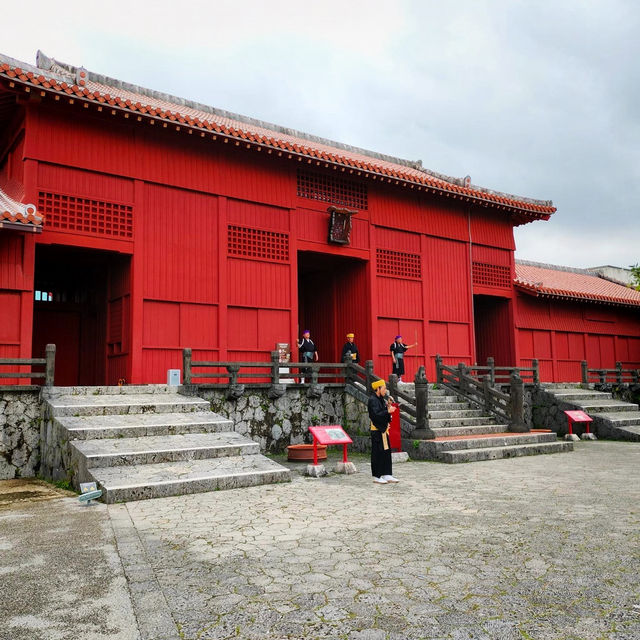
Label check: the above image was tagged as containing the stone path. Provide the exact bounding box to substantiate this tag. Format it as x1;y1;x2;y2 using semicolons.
1;443;639;639
121;442;639;640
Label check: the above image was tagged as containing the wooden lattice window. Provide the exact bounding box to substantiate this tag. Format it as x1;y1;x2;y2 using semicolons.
228;225;289;262
297;169;368;210
472;262;511;288
38;191;133;238
376;248;421;279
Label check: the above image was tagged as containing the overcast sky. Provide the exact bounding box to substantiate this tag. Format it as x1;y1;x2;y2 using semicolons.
4;1;638;269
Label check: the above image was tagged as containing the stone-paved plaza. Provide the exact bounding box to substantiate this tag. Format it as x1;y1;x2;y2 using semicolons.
1;441;639;640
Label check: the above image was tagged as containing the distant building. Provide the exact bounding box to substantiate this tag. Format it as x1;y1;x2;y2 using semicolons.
585;265;634;287
1;51;639;385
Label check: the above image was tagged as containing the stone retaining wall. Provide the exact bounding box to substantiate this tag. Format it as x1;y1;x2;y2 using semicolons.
0;390;43;479
190;387;371;452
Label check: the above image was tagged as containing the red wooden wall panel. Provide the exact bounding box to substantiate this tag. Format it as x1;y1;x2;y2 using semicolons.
370;186;468;242
37;163;135;203
227;259;290;309
142;184;218;303
470;212;515;250
376;278;422;319
423;236;471;323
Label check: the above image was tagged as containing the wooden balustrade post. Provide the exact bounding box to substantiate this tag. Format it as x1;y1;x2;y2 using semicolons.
633;369;639;384
599;369;606;385
482;374;492;415
581;360;588;388
487;356;495;386
45;344;56;387
365;360;374;391
271;350;280;385
414;366;434;438
509;371;527;432
457;363;467;396
615;362;623;385
310;365;319;385
182;348;192;385
435;354;443;385
532;358;540;386
227;364;239;386
388;373;398;403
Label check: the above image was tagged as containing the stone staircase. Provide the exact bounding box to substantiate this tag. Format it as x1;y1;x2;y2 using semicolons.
41;385;290;503
540;384;640;441
399;384;573;463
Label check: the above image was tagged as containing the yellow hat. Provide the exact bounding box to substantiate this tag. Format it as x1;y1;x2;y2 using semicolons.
346;333;354;338
372;379;385;390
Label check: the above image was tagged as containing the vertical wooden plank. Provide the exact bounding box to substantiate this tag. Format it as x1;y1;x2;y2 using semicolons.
130;179;145;383
218;196;228;360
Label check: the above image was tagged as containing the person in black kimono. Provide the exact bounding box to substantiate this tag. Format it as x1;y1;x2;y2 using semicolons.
298;329;317;383
368;379;399;484
341;333;360;364
390;335;417;381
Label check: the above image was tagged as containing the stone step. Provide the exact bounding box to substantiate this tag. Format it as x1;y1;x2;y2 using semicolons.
43;384;181;398
413;424;507;438
590;412;640;426
428;416;498;429
433;431;557;452
46;392;211;417
428;409;484;419
550;390;613;401
89;455;291;503
72;432;259;469
440;441;573;463
58;412;233;440
574;400;638;413
425;402;472;412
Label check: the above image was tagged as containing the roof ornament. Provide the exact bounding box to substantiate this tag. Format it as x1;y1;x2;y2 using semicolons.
463;175;471;188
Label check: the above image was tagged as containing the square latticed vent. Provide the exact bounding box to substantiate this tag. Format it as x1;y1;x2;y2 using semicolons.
297;169;368;210
228;225;289;262
38;191;133;238
473;262;511;288
376;248;421;279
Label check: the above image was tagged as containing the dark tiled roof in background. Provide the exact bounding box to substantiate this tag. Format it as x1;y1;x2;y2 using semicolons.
515;262;640;308
0;51;556;222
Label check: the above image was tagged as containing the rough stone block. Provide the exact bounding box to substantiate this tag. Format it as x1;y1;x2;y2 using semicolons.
391;451;409;463
334;461;357;474
580;432;597;440
565;433;580;442
306;464;327;477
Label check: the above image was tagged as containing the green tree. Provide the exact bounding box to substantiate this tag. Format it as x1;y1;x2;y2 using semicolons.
630;264;640;291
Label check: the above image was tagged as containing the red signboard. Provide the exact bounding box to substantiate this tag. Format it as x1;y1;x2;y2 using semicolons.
564;410;592;422
308;426;353;465
563;410;592;436
308;426;353;445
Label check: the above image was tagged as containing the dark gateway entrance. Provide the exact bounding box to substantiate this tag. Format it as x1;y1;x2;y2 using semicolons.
32;245;131;386
473;294;515;366
297;251;370;364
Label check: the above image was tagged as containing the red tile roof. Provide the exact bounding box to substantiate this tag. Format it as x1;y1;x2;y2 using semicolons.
0;52;556;223
0;184;42;231
515;262;640;308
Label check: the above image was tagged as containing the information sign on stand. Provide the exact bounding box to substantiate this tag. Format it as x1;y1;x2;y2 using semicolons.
563;410;593;436
308;426;353;466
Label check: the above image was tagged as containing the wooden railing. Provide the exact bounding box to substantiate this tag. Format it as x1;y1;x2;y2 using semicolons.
182;349;435;438
581;361;640;386
435;354;527;432
0;344;56;387
464;357;540;386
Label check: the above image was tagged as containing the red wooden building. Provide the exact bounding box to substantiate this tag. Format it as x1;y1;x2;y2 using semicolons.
514;261;640;382
1;51;638;386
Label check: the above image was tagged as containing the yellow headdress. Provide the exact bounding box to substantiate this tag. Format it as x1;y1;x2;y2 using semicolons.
346;333;354;338
372;379;385;390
